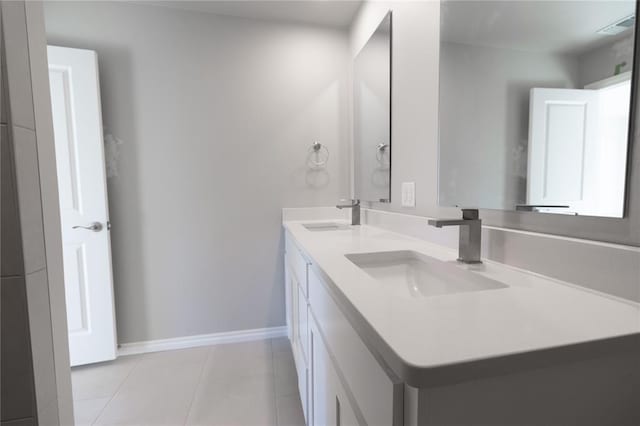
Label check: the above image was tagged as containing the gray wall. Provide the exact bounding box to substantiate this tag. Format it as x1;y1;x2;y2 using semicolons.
350;0;640;247
43;1;350;344
579;35;634;87
439;42;579;210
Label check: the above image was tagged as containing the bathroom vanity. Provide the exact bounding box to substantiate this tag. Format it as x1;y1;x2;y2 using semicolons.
283;219;640;425
285;1;640;424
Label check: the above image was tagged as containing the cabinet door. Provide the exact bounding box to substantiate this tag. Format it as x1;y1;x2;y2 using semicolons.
297;285;310;424
297;285;309;364
285;262;293;340
311;319;334;426
335;383;359;426
308;268;396;425
311;315;361;426
291;272;299;361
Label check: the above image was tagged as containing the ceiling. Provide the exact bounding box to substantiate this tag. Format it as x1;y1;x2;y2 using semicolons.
441;0;636;55
142;0;362;29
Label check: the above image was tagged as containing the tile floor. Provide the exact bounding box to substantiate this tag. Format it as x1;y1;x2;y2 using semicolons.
71;338;305;426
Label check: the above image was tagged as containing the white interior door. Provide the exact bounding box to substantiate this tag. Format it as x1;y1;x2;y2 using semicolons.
48;45;117;366
527;88;600;215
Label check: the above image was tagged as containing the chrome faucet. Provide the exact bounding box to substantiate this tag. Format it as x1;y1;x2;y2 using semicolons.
336;199;361;226
428;208;482;264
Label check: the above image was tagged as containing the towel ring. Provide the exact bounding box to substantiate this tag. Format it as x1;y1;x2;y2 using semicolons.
308;141;329;168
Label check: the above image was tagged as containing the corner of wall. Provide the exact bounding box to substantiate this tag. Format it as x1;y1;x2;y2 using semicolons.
24;1;74;424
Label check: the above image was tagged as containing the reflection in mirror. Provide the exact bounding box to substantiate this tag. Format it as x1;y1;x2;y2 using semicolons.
354;12;392;203
439;1;636;217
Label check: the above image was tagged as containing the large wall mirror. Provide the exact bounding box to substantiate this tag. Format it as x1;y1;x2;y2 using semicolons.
439;1;637;218
354;11;392;203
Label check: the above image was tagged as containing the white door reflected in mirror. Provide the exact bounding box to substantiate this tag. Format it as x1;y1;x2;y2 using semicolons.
527;78;630;217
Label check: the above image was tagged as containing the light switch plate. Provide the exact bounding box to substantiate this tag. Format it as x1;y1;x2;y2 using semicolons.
402;182;415;207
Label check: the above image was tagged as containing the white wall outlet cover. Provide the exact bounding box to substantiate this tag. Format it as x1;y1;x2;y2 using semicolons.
402;182;416;207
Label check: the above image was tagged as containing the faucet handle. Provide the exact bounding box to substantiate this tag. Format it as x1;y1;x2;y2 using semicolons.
338;198;359;207
461;208;479;220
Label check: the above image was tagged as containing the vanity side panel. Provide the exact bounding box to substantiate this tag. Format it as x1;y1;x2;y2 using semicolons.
419;350;640;425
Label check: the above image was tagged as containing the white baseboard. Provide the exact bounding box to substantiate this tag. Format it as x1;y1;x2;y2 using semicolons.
117;326;287;357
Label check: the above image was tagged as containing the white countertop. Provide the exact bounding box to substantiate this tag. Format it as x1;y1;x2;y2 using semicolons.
284;220;640;386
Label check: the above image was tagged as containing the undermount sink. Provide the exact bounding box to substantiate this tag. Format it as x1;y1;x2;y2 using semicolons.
345;251;508;297
303;222;351;232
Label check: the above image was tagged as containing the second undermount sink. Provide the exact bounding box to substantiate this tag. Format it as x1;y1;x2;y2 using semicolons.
345;251;507;298
303;222;351;232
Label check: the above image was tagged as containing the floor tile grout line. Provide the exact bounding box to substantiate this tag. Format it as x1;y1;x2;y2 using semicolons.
89;356;145;425
183;346;215;426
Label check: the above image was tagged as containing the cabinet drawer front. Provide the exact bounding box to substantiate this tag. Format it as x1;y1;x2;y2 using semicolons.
286;235;310;297
308;268;397;426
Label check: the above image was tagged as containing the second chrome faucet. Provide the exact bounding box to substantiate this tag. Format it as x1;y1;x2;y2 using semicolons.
336;199;361;226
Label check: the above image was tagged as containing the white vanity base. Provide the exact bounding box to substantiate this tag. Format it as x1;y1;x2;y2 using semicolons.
283;218;640;425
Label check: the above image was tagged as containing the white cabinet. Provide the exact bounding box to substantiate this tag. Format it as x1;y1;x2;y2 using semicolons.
284;262;293;341
297;285;309;363
285;230;640;426
290;270;309;423
286;237;311;424
310;315;359;426
288;263;298;352
308;267;397;425
296;283;309;423
285;232;399;426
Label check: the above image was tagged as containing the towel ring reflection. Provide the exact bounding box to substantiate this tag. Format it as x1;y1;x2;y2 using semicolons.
376;143;389;163
308;141;329;168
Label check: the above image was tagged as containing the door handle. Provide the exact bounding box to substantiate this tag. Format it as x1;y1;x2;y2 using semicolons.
73;222;103;232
